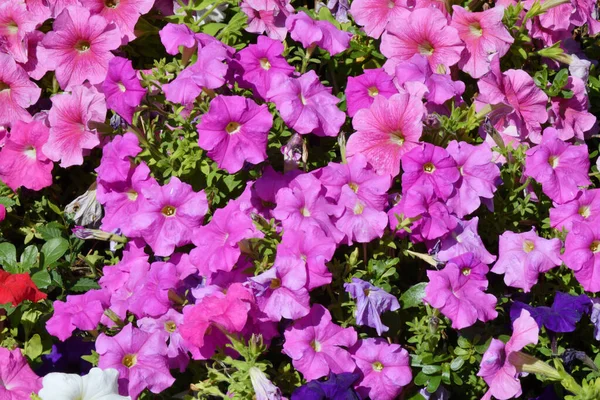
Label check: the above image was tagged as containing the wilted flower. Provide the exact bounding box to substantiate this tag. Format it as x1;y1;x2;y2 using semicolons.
65;183;103;227
249;367;283;400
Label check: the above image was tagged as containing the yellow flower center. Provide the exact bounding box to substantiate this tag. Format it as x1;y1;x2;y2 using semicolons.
270;278;281;289
579;206;591;218
126;190;138;201
6;21;18;35
423;163;436;173
523;240;535;253
122;354;137;368
353;202;365;215
591;241;600;253
23;146;36;159
75;40;91;52
311;340;321;352
469;22;483;37
462;268;471;276
548;155;559;168
104;0;119;7
367;86;379;97
0;81;9;91
300;207;311;217
165;321;177;333
418;41;434;56
389;131;405;146
225;122;242;135
162;205;176;217
348;182;359;193
372;361;384;371
259;58;271;70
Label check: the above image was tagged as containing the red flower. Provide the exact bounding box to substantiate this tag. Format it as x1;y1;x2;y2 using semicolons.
0;270;47;306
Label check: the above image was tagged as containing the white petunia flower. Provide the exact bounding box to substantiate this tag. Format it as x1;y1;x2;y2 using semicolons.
38;368;130;400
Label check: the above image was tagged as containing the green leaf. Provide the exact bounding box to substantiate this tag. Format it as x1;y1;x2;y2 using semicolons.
414;371;429;386
421;365;442;375
71;278;100;292
20;246;39;271
450;357;464;371
426;375;442;393
81;350;99;367
0;242;17;264
400;282;427;309
41;238;69;267
31;270;52;289
24;334;43;361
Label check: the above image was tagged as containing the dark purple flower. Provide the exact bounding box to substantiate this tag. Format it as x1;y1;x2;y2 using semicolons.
291;372;361;400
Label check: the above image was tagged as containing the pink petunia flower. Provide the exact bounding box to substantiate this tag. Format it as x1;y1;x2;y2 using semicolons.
130;177;208;256
26;0;52;23
191;201;263;275
345;68;398;117
524;128;591;204
95;132;141;184
424;253;497;329
350;338;412;400
335;186;388;244
102;57;146;124
0;120;53;191
446;140;501;218
286;11;352;56
381;8;464;74
159;23;196;55
436;217;496;265
548;76;597;141
0;347;42;399
196;95;273;174
80;0;155;43
0;0;40;63
46;290;110;341
491;228;562;292
40;5;121;90
0;53;41;127
349;0;409;39
43;84;107;168
241;0;293;41
268;70;346;137
478;310;539;400
138;309;190;372
128;261;181;318
563;221;600;292
283;304;358;381
47;0;80;18
401;143;460;201
96;324;175;399
550;189;600;232
346;92;424;177
450;6;514;79
20;30;51;81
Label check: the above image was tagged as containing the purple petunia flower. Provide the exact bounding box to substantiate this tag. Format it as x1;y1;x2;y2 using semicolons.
286;11;352;56
103;57;146;124
345;68;398;117
291;372;361;400
344;278;400;335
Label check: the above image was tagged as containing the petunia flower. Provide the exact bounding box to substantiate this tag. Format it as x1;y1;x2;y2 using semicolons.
478;310;539;400
191;201;263;275
130;177;208;256
0;0;40;63
335;186;389;244
346;92;424;177
39;368;131;400
0;347;42;399
196;95;273;173
21;30;51;81
40;5;121;90
128;261;180;318
0;270;47;307
563;221;600;292
235;35;295;100
491;228;562;292
349;0;408;39
138;309;190;372
350;338;412;400
268;70;346;137
381;8;464;74
0;119;53;191
286;11;352;56
102;57;146;124
96;324;175;399
43;84;107;168
548;76;597;141
550;189;600;232
524;128;591;204
436;217;496;265
159;23;197;55
344;278;400;335
345;68;398;117
292;372;361;400
80;0;155;43
0;52;41;127
95;132;141;185
241;0;293;41
283;304;358;381
450;6;514;79
424;253;498;329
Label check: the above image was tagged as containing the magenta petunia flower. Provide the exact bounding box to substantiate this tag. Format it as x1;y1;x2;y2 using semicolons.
478;310;539;400
159;23;196;55
196;95;273;174
563;222;600;292
335;186;388;244
273;173;345;243
128;261;180;318
235;35;295;100
0;0;39;63
424;253;497;329
0;52;41;127
130;177;208;256
46;289;110;341
80;0;155;43
138;309;190;372
491;228;562;292
191;201;263;275
346;92;424;177
275;225;336;290
268;71;346;137
283;304;358;381
344;278;400;335
524;128;591;204
548;76;597;141
96;324;175;399
102;57;146;124
401;143;460;201
0;120;53;191
43;84;107;168
550;189;600;232
381;8;464;74
345;68;397;117
0;347;42;399
163;42;229;105
95;132;141;184
241;0;293;41
436;217;496;265
40;5;121;90
350;0;409;39
450;6;514;79
446;140;501;218
251;258;311;321
286;11;352;56
350;338;412;400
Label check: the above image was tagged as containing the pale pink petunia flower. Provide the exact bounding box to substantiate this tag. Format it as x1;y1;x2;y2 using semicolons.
80;0;155;43
43;84;107;168
345;68;398;117
0;347;42;399
350;0;409;39
335;186;388;245
346;92;424;177
381;8;464;74
241;0;293;41
40;5;121;90
491;228;562;292
0;0;40;63
0;120;53;191
0;53;41;127
550;189;600;232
